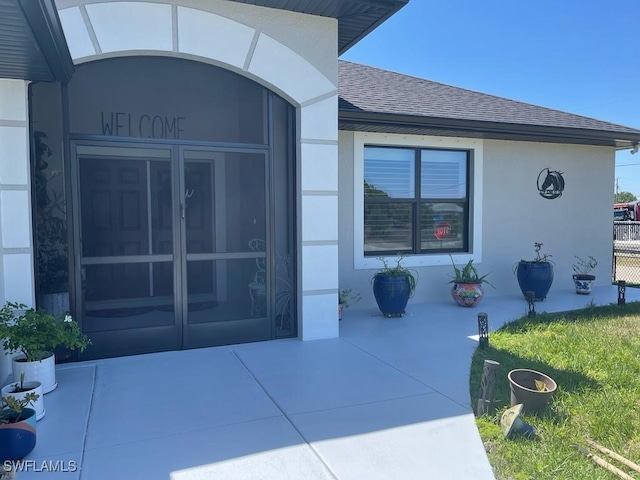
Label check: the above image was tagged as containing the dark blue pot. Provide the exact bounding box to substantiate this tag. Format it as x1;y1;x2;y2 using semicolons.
516;261;554;301
373;274;411;317
0;407;37;462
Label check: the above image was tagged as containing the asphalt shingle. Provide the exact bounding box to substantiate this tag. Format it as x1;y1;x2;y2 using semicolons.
338;60;640;136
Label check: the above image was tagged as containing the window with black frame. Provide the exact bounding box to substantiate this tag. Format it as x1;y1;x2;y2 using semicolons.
364;146;470;256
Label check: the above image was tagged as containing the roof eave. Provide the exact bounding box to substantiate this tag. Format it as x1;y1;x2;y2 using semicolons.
338;1;410;54
338;111;640;149
18;0;75;83
227;0;409;55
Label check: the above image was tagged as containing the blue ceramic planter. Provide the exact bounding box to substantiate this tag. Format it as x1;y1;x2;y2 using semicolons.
0;407;37;462
516;261;554;300
373;274;411;317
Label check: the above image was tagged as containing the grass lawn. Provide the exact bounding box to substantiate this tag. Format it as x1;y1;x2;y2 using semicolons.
470;302;640;480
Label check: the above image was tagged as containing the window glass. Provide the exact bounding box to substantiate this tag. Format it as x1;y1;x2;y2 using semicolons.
421;150;467;199
364;147;415;198
364;146;469;256
420;203;466;251
364;203;413;254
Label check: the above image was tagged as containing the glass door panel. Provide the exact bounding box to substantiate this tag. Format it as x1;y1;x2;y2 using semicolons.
76;144;179;358
182;149;270;347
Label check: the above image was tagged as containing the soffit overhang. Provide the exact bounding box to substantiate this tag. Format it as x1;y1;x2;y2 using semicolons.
0;0;74;82
228;0;409;54
339;111;640;150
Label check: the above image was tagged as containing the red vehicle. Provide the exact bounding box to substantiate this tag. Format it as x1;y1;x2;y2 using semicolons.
614;201;640;221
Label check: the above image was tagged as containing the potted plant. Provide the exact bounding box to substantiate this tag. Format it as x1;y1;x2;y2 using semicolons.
338;288;361;320
371;255;417;317
514;242;554;301
1;374;45;421
448;256;493;307
0;391;38;462
34;131;70;317
0;302;90;393
572;255;597;295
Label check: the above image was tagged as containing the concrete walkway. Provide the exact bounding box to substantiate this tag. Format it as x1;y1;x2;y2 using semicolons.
11;285;640;479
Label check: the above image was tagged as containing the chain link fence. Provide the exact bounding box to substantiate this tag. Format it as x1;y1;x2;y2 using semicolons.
613;221;640;285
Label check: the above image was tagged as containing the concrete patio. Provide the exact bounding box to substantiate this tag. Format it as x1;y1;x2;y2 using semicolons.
9;285;640;479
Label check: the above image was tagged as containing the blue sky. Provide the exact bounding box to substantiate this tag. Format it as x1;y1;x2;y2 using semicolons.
341;0;640;197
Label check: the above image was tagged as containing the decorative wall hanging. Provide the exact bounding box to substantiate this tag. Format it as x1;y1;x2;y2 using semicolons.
537;168;565;199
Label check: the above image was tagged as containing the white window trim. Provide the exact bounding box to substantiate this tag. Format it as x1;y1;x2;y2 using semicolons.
353;132;484;269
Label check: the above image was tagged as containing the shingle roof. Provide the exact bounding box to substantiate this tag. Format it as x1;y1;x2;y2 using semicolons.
338;60;640;148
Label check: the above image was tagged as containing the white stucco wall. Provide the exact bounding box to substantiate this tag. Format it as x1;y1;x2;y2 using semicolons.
0;79;35;385
338;130;615;307
55;0;340;340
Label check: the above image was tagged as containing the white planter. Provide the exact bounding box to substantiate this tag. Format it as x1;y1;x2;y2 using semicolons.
12;353;57;394
572;274;595;295
1;380;45;420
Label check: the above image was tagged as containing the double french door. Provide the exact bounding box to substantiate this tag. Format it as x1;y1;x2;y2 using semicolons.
72;142;283;358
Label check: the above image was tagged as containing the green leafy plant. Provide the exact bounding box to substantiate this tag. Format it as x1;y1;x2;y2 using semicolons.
372;255;417;296
572;255;597;275
0;302;90;362
448;255;494;286
34;131;69;295
7;373;31;394
0;391;39;425
339;288;361;308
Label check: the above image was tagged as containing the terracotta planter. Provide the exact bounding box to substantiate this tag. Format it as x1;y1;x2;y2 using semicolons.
508;368;557;413
451;282;484;307
12;353;57;394
1;381;45;421
0;407;37;462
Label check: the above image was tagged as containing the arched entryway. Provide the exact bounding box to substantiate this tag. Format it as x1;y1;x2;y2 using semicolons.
31;57;296;358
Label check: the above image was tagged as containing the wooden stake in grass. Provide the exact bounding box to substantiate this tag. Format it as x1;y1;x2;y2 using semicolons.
573;445;636;480
585;439;640;474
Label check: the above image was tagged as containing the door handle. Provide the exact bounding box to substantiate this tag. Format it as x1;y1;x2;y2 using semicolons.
181;203;186;219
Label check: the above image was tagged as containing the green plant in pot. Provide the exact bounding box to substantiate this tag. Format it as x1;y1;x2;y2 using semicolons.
448;256;493;307
33;131;69;317
371;255;417;318
338;288;361;320
0;302;90;393
514;242;554;301
1;373;45;421
0;390;39;462
572;255;597;295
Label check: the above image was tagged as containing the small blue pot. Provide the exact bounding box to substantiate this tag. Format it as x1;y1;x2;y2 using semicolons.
373;274;411;317
516;261;554;300
0;407;37;462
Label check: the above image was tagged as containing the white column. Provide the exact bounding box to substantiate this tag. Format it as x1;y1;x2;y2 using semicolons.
0;79;34;385
300;95;339;340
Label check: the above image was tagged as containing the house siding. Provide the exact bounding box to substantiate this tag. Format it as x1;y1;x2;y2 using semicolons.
338;130;614;307
56;0;340;341
0;79;34;384
0;0;340;378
